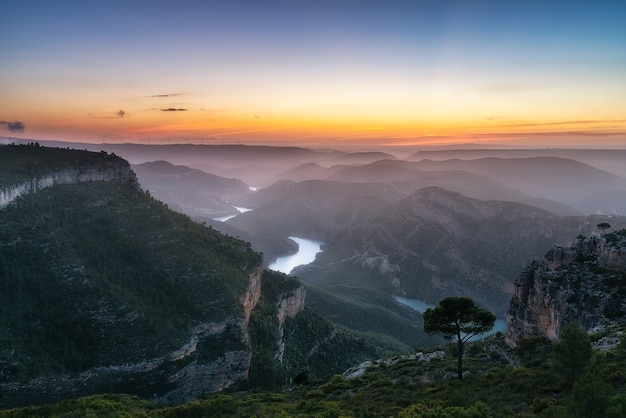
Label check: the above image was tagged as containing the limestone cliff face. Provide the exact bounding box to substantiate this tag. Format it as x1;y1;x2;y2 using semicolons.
160;265;263;404
506;232;626;347
0;159;137;209
2;266;265;407
241;266;264;332
275;286;306;362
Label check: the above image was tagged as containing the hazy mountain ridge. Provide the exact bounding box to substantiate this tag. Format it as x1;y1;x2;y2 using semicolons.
306;187;600;317
325;159;581;216
404;156;626;214
132;160;252;218
410;148;626;178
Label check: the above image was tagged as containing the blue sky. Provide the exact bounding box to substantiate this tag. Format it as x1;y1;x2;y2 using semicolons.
2;0;625;146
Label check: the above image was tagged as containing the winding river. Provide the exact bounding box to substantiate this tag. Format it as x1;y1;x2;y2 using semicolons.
269;237;323;275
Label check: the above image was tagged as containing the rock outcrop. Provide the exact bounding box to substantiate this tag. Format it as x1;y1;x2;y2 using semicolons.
0;154;137;209
275;286;306;362
506;232;626;347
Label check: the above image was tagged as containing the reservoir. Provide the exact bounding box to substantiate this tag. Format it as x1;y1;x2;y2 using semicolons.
395;296;506;340
269;237;323;275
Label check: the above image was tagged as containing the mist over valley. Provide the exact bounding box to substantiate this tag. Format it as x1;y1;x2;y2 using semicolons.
83;140;626;319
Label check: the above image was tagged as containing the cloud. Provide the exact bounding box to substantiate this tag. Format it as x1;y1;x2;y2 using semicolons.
496;119;626;128
149;93;184;97
117;109;126;117
0;120;25;132
160;108;188;111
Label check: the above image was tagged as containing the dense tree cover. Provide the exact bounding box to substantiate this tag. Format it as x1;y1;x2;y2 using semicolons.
0;180;262;381
0;143;127;187
552;324;593;386
423;297;496;380
3;327;626;417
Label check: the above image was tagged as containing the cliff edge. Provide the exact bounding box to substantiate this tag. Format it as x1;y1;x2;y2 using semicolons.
506;230;626;347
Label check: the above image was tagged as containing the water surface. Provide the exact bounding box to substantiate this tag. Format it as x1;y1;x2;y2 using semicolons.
269;237;323;275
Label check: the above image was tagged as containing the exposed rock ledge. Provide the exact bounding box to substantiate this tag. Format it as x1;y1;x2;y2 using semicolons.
275;286;306;362
0;265;265;408
506;233;626;347
0;162;137;209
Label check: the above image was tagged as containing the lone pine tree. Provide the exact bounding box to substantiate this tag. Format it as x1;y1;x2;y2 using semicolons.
423;296;496;380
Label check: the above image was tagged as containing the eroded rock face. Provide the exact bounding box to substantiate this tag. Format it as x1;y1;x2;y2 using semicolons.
275;286;306;362
506;234;626;347
241;266;264;336
0;163;137;208
1;267;265;408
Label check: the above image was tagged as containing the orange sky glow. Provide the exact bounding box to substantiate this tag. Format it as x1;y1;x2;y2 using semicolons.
2;1;625;149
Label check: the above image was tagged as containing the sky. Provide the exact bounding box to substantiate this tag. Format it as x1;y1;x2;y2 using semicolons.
1;0;626;148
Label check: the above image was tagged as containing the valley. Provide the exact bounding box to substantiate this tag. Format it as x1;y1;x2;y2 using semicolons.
2;140;626;414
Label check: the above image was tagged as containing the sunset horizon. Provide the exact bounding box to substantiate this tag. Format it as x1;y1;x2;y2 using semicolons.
2;0;625;149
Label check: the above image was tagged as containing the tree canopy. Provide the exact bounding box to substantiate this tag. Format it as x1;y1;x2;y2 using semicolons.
423;296;496;380
597;222;611;235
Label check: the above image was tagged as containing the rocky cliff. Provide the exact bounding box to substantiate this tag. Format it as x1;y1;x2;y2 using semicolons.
505;231;626;347
0;145;268;408
0;144;137;208
275;286;306;362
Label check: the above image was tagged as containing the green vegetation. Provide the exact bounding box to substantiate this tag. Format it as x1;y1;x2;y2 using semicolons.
247;270;390;389
296;262;443;351
597;222;611;235
0;143;129;187
552;324;593;386
3;327;625;417
0;177;261;383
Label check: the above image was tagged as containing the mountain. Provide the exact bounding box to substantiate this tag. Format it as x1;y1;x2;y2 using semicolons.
224;178;624;318
326;159;580;216
409;148;626;179
0;144;393;408
406;156;626;214
132;160;252;218
303;187;596;317
506;230;626;346
228;179;402;240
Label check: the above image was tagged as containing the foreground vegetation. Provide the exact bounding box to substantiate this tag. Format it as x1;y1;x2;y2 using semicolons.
3;325;625;417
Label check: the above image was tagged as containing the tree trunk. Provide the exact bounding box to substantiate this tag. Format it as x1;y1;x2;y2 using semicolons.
457;335;463;380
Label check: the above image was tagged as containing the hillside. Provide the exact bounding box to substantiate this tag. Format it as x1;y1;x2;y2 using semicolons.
132;160;252;218
0;144;392;408
237;185;620;317
4;232;626;417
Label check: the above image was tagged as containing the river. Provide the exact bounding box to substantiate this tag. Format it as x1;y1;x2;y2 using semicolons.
268;237;323;275
214;206;252;222
395;296;506;340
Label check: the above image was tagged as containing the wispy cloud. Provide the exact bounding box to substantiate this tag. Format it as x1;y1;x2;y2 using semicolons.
148;93;185;98
0;120;25;132
117;109;127;118
496;119;626;128
160;108;188;112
